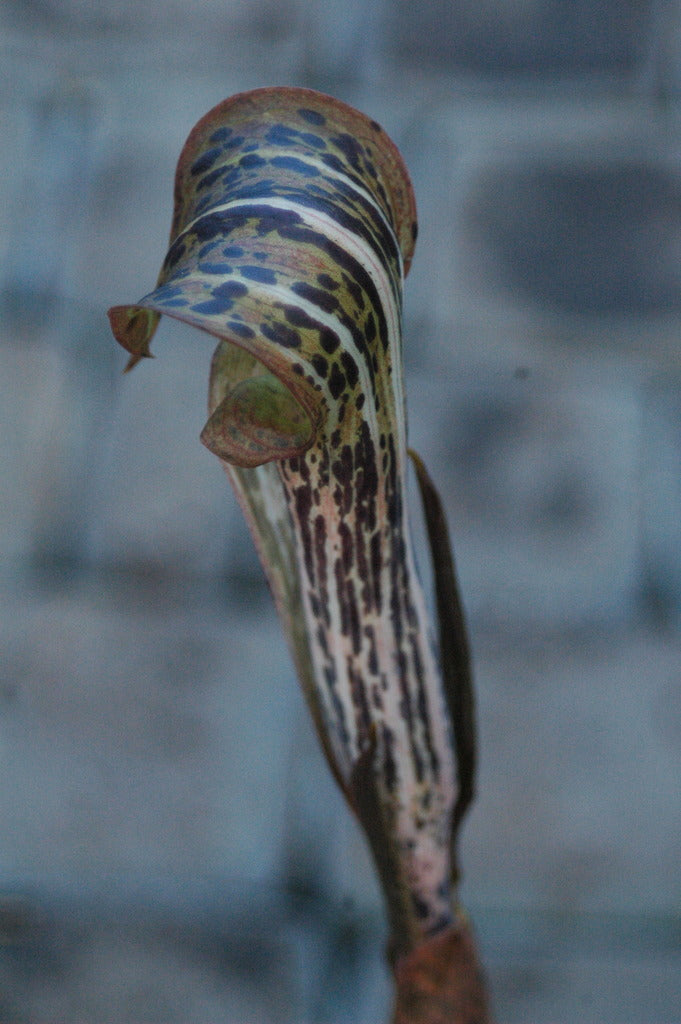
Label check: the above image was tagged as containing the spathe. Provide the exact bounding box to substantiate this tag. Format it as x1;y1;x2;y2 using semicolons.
108;86;475;960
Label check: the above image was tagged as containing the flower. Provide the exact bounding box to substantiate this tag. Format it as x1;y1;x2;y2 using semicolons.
109;87;472;955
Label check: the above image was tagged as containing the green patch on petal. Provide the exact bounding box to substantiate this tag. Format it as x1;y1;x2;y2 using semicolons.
201;371;312;467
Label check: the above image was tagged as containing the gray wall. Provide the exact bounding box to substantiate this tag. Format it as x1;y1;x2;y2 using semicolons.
1;2;680;1021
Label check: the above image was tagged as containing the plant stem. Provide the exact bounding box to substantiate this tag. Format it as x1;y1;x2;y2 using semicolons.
391;914;494;1024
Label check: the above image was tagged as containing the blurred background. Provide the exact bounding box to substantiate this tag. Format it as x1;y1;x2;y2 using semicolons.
1;2;680;1021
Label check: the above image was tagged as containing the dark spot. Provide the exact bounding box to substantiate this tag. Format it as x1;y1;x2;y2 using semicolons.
227;320;255;339
240;265;277;284
381;724;397;791
366;627;379;677
265;123;299;146
260;320;302;349
342;273;365;310
331;132;364;171
198;262;233;275
346;587;362;658
338;521;354;575
317;273;339;291
340;350;359;389
223;245;244;259
319;327;340;354
224;135;245;149
192;212;237;243
193;195;212;217
370;120;382;132
153;283;185;301
411;220;418;242
239;153;267;169
294;484;315;583
365;311;376;343
298;107;326;126
271;155;320;177
191;298;233;315
311;353;328;377
314;621;328;657
255;204;304;234
291;281;339;313
214;280;248;299
313;514;327;585
190;147;222;176
321;152;346;175
209;126;232;144
284;305;318;331
375;179;389;209
299;131;326;149
370;532;382;610
217;168;243;195
328;363;346;400
332;443;353;491
197;166;229;192
308;591;320;618
411;893;432;921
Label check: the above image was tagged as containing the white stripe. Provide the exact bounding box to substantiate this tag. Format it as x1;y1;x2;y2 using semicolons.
268;149;401;257
178;194;402;292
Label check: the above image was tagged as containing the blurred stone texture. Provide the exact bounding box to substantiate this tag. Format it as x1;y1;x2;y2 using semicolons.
0;2;680;1021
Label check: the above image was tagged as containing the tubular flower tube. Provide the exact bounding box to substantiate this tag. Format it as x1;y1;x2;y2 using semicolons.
108;87;476;958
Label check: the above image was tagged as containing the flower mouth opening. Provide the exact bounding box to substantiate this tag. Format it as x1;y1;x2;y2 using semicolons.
108;301;315;470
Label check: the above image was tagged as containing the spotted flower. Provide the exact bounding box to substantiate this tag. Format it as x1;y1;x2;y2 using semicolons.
109;87;475;957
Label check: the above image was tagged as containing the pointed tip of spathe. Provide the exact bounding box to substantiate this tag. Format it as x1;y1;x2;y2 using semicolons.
123;350;154;373
108;303;161;370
